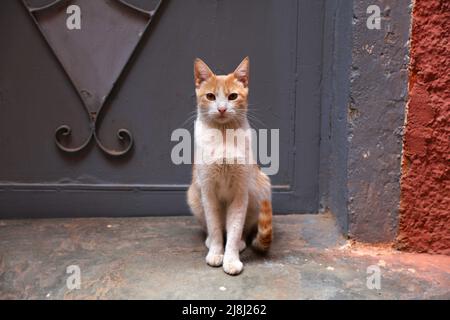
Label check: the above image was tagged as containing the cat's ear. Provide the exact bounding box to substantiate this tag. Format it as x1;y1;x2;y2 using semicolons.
233;56;250;87
194;58;214;88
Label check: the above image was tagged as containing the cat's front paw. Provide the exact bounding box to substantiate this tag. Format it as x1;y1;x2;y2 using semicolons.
223;259;243;275
206;252;224;267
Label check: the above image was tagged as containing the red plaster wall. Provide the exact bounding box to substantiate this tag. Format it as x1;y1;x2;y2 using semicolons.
398;0;450;254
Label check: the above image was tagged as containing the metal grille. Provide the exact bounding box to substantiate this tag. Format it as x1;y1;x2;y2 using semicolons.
23;0;162;156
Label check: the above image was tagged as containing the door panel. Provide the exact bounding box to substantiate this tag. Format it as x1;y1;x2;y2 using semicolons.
0;0;324;217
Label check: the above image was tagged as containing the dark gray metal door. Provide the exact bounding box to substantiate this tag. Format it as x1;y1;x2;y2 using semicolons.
0;0;324;218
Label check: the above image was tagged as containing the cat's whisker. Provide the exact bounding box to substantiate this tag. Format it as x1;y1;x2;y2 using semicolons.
235;110;267;129
180;113;197;125
246;118;261;130
246;105;270;119
246;111;267;126
178;112;198;129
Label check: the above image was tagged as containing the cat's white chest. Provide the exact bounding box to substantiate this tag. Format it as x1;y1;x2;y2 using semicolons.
194;120;243;202
194;120;253;165
215;172;234;202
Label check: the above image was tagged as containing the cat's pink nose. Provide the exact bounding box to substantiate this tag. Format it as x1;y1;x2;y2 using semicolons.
218;106;227;114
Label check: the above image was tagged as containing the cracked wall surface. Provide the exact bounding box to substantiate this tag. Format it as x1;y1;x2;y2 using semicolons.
398;0;450;255
347;0;411;242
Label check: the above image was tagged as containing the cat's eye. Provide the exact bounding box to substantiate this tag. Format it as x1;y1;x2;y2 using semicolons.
228;93;238;101
206;93;216;101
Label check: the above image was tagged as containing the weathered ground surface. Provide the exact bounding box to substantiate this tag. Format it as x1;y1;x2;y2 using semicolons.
0;214;449;299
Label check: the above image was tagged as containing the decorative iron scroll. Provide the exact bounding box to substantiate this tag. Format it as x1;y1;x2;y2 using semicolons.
23;0;162;156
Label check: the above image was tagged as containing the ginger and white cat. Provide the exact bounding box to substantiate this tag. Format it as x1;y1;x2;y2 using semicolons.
187;57;273;275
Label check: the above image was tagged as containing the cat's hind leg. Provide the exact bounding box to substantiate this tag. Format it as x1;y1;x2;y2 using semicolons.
238;239;247;253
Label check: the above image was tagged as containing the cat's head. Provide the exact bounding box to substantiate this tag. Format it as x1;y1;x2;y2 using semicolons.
194;57;249;125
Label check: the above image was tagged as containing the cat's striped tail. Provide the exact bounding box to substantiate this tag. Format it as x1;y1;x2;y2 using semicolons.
252;200;273;251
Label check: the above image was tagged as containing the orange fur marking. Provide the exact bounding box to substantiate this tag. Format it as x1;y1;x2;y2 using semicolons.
253;200;273;251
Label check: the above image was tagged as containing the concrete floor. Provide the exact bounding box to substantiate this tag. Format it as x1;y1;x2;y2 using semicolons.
0;214;449;300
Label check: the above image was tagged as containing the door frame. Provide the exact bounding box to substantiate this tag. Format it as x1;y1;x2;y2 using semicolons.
0;0;351;219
